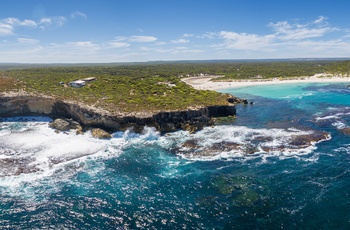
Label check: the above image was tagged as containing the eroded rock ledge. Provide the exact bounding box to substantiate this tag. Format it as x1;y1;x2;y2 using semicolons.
0;95;237;133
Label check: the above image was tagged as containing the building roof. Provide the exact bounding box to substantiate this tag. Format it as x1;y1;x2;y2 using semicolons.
71;80;85;84
81;77;97;81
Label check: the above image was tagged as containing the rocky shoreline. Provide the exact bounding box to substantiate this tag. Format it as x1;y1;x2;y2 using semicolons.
0;94;240;135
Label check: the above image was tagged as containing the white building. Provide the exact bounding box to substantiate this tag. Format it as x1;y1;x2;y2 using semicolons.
69;80;86;88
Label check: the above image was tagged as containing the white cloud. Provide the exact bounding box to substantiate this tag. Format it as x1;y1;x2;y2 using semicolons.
129;36;157;42
314;16;327;24
17;38;39;44
182;33;194;38
217;31;275;51
173;46;203;54
67;41;100;50
1;16;349;63
109;41;130;48
269;17;337;40
2;16;66;29
39;18;51;25
39;16;67;27
112;35;158;44
4;18;37;28
206;16;343;57
201;32;217;39
71;11;87;20
3;18;37;27
153;41;166;46
0;23;14;36
171;39;189;44
0;16;67;35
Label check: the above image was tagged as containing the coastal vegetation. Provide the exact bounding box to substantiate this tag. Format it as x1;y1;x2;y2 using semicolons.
0;66;229;113
1;59;350;113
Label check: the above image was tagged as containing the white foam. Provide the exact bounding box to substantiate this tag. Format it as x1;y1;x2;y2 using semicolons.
315;108;350;122
280;92;314;99
0;117;166;191
0;117;331;191
159;125;325;162
331;121;347;129
0;119;120;187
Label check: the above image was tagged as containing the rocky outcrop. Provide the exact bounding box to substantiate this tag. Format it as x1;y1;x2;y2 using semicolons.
0;95;237;133
91;128;112;139
49;118;83;134
226;95;252;105
176;130;330;158
0;96;56;116
50;118;70;131
339;127;350;135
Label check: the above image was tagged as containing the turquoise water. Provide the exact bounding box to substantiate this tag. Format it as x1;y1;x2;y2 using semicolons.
1;83;350;229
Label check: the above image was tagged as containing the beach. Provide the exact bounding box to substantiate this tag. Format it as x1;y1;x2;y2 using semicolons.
182;74;350;90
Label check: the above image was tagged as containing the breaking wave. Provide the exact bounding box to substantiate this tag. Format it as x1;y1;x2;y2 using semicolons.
160;125;330;161
0;116;331;187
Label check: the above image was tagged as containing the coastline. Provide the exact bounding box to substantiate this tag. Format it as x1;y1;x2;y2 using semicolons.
182;74;350;90
0;94;237;134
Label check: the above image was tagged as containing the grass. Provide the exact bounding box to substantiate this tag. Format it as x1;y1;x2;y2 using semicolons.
0;67;229;114
0;77;23;92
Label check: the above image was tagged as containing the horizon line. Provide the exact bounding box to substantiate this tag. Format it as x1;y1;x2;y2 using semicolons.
1;57;350;65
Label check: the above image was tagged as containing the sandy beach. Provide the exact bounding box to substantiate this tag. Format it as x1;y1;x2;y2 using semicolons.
182;74;350;90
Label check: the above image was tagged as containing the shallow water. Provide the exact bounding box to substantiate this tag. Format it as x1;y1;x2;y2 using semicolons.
1;83;350;229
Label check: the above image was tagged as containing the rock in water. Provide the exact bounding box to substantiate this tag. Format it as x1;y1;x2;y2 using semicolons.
91;128;112;139
339;127;350;135
51;118;71;131
49;118;83;133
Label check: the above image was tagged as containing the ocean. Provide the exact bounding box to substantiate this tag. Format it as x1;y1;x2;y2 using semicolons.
1;82;350;229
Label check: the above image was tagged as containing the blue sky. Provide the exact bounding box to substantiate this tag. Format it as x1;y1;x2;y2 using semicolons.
1;0;350;63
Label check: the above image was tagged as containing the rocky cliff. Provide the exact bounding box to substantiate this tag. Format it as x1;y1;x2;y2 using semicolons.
0;95;237;133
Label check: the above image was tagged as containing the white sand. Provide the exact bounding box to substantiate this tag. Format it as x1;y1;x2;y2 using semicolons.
182;74;350;90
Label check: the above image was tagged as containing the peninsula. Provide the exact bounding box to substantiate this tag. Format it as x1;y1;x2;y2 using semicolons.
1;59;350;134
0;64;239;134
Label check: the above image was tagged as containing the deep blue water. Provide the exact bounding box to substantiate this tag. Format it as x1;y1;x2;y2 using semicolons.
1;83;350;229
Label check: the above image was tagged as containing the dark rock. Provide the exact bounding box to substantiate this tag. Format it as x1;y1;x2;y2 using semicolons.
226;95;243;104
49;118;83;133
51;118;70;131
208;105;236;117
91;128;112;139
339;127;350;135
289;131;329;147
175;130;330;157
0;157;39;177
183;139;199;148
69;120;82;130
181;123;197;134
243;144;259;155
0;95;237;134
211;142;241;152
161;122;177;133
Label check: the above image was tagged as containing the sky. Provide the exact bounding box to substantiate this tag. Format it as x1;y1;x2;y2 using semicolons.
1;0;350;63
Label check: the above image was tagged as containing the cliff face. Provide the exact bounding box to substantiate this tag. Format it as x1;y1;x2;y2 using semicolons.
0;95;236;133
